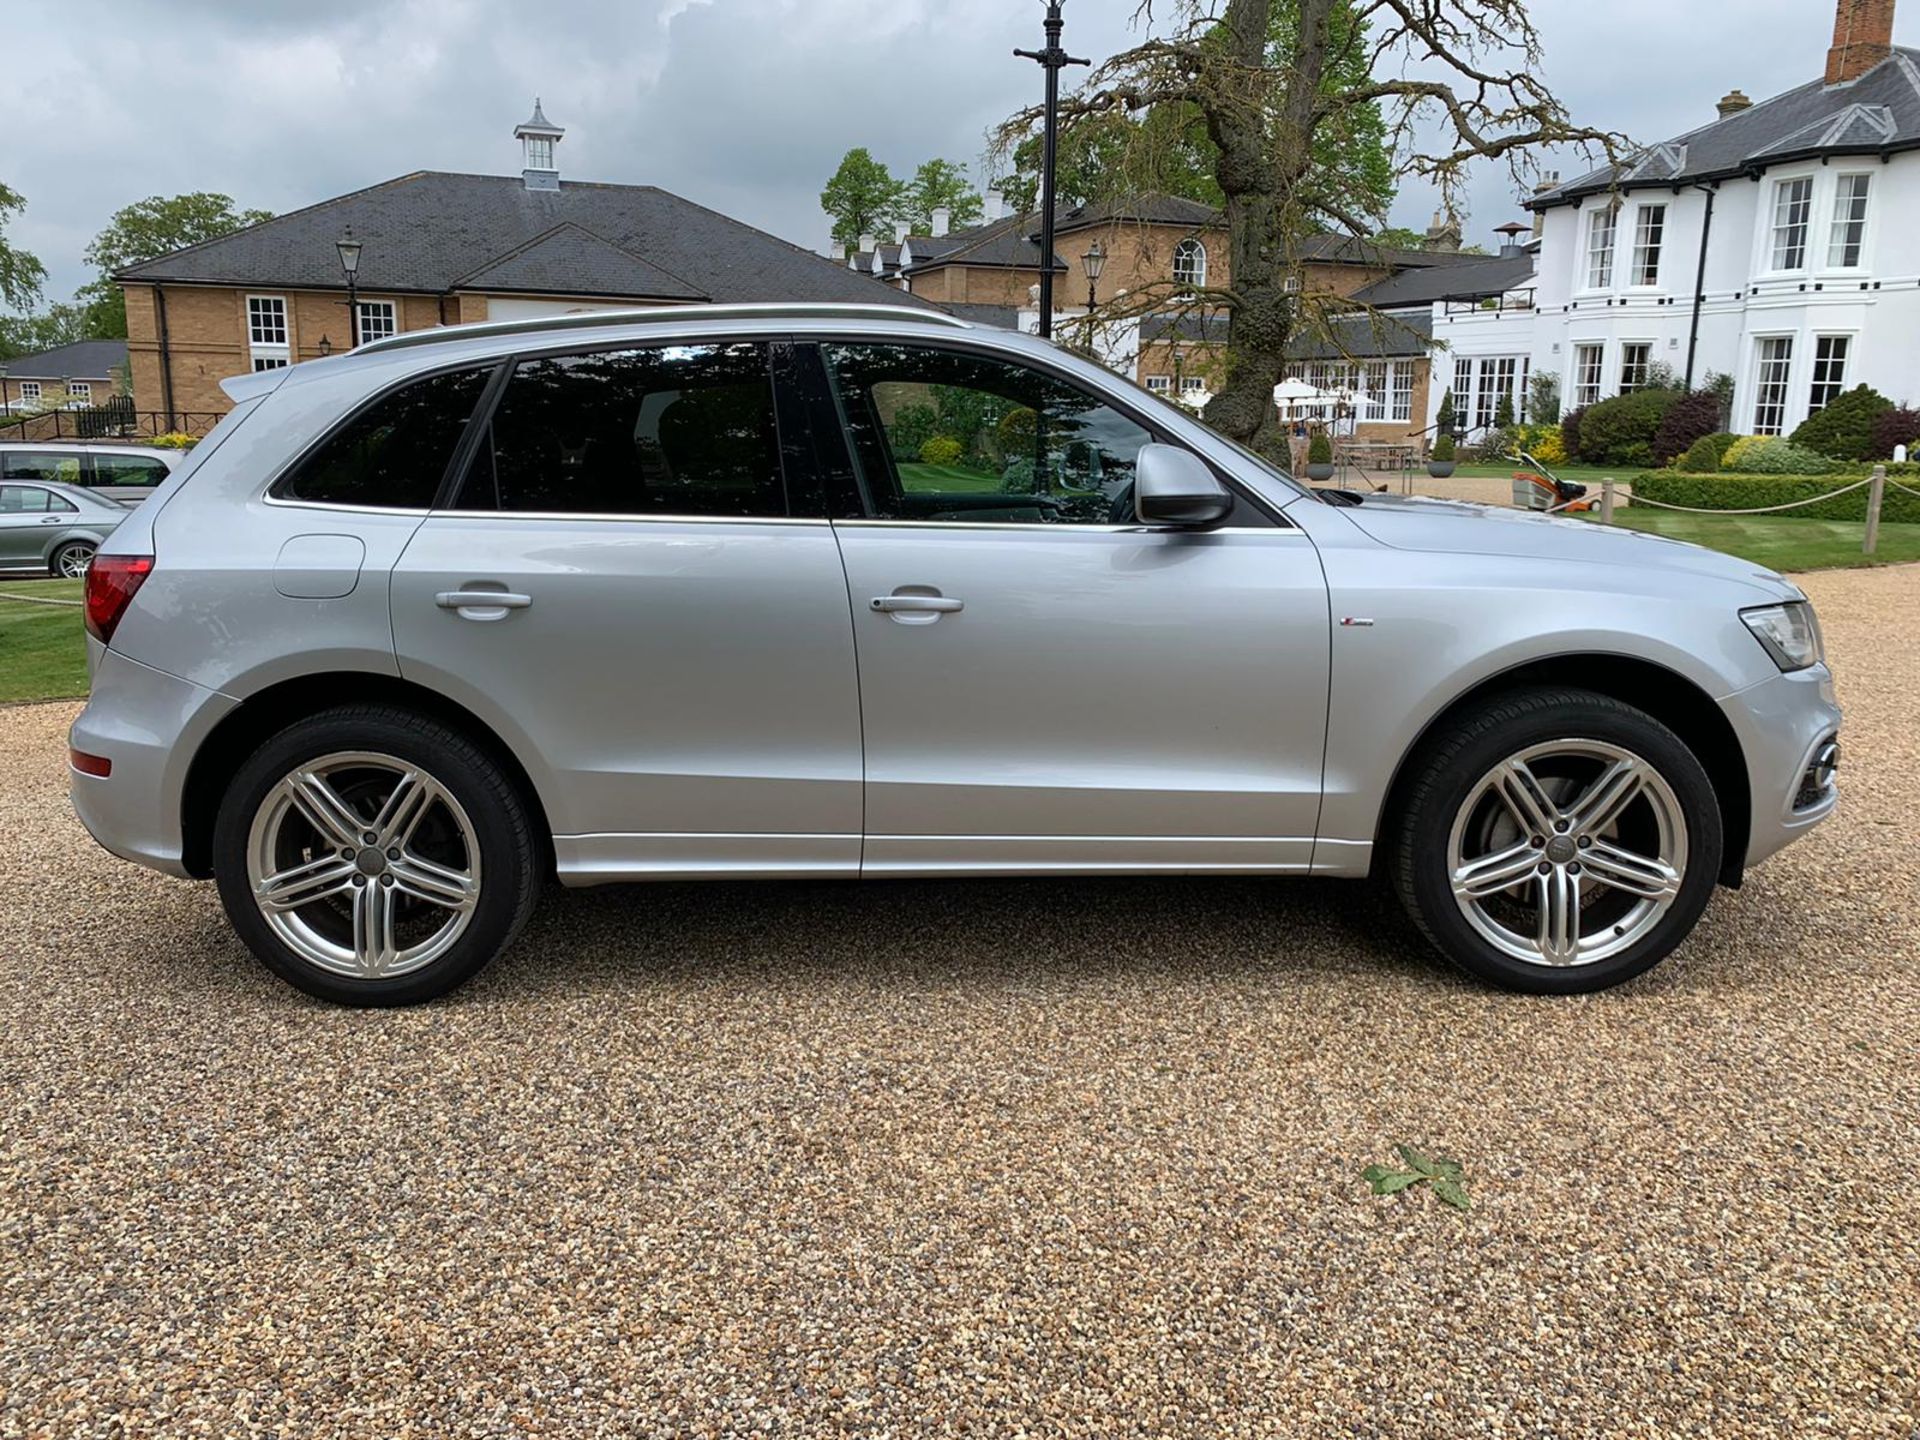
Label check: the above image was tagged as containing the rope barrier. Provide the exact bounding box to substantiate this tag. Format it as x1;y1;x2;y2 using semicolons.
1886;476;1920;500
1615;476;1875;516
0;592;83;608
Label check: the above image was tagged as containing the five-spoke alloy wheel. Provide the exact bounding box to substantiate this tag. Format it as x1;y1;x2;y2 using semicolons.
1393;688;1722;993
214;706;537;1005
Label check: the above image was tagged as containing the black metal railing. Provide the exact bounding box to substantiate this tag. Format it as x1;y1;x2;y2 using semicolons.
1442;288;1535;316
0;405;226;442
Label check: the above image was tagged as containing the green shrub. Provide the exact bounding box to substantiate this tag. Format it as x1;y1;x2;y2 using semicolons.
1527;372;1560;427
1307;431;1333;465
1431;434;1456;463
1493;393;1515;428
1633;471;1920;523
888;402;941;460
1722;436;1833;475
150;432;199;449
1578;388;1681;467
918;435;964;467
1436;389;1456;433
1678;434;1728;473
1790;385;1892;461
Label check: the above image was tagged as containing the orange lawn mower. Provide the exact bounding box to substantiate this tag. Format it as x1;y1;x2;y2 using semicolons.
1510;448;1594;513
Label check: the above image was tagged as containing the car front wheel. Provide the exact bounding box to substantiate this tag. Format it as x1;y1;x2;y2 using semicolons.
212;705;539;1005
1391;688;1723;993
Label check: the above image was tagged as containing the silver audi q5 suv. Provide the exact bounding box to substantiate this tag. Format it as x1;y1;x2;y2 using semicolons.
68;304;1841;1004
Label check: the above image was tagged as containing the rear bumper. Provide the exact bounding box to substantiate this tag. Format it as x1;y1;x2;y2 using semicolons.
68;645;233;879
1720;663;1841;871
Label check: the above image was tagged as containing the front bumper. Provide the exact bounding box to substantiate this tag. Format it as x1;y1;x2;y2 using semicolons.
1720;662;1842;871
68;644;234;879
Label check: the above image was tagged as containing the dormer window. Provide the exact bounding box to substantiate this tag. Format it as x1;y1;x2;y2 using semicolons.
1172;238;1207;288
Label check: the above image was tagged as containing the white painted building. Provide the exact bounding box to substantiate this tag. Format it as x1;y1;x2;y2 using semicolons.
1427;0;1920;440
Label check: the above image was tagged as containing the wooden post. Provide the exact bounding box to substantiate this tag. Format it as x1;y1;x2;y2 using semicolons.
1864;465;1885;555
1601;476;1616;524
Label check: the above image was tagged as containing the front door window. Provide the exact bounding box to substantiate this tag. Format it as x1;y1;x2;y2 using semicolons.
820;343;1155;524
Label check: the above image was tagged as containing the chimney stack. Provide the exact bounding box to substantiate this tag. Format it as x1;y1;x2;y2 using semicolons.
931;206;951;237
1530;172;1560;238
1827;0;1895;85
1423;208;1463;253
1717;89;1754;118
857;231;875;254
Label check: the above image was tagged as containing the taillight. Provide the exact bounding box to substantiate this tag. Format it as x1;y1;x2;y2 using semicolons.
84;554;153;646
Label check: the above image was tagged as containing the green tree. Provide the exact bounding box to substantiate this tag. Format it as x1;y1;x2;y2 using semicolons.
820;148;904;253
0;182;48;313
997;0;1622;456
898;159;985;235
999;103;1221;213
0;302;89;361
80;191;273;337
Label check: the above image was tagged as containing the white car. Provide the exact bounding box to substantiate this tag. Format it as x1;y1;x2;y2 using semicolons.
0;443;180;505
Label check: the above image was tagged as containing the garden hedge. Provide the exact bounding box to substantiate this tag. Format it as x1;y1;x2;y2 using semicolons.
1630;470;1920;524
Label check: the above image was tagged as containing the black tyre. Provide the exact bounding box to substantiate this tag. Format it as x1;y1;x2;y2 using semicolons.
212;704;539;1005
51;541;94;579
1389;687;1723;994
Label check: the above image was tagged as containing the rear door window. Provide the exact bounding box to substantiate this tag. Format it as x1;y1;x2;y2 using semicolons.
90;453;172;491
273;366;494;508
2;452;82;485
455;342;786;517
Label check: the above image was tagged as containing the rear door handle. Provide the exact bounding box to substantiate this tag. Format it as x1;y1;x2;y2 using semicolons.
870;595;963;613
436;589;532;620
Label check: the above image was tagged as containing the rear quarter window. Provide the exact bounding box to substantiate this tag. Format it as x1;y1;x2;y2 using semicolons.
272;366;494;508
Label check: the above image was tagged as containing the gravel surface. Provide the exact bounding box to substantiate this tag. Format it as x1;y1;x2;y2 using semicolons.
2;567;1916;1438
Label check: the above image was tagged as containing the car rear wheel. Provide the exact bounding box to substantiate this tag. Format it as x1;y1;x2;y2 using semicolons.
51;541;94;578
212;705;539;1005
1390;688;1723;993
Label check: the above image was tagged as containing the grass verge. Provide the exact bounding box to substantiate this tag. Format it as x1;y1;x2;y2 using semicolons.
1585;510;1920;571
0;578;87;704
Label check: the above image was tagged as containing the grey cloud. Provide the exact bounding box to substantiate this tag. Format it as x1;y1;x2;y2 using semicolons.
1;0;1878;302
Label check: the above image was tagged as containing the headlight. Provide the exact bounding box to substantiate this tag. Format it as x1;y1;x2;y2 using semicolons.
1741;602;1824;672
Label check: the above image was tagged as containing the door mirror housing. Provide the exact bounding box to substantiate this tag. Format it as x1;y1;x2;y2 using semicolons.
1134;443;1234;527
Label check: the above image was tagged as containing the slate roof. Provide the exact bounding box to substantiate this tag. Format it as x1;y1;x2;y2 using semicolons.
117;171;930;308
1053;194;1220;232
1348;252;1535;309
452;223;704;299
1284;311;1435;361
936;302;1021;329
1536;47;1920;205
0;339;127;379
1139;314;1231;344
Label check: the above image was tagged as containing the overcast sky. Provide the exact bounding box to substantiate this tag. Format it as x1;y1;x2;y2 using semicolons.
3;0;1901;305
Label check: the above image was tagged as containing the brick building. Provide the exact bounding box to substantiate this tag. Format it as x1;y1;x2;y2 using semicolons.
116;102;923;423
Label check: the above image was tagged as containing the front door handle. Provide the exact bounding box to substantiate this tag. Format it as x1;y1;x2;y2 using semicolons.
870;594;963;614
436;589;532;621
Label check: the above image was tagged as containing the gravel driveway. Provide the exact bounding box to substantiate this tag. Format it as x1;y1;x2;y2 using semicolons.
3;567;1916;1438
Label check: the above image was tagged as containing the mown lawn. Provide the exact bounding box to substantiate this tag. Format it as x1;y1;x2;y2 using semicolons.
1585;510;1920;571
0;578;88;704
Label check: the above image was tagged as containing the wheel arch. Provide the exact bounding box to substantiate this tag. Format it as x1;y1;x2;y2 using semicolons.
179;671;555;880
1370;653;1751;888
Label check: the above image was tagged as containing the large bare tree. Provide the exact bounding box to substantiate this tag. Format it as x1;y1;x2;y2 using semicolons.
997;0;1628;458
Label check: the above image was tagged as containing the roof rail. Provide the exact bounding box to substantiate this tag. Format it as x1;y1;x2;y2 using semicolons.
353;301;971;356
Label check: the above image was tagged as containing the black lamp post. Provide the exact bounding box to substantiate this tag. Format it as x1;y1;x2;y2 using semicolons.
1015;1;1087;340
1080;240;1106;356
335;229;364;347
1172;343;1185;399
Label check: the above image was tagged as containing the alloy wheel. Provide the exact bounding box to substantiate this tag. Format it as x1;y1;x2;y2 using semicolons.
244;751;481;979
1446;738;1688;968
57;545;93;579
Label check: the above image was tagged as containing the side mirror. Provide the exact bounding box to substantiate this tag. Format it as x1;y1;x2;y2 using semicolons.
1134;443;1233;527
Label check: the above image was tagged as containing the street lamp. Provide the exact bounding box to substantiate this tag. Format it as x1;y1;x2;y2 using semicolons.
335;228;364;347
1015;1;1088;340
317;335;334;358
1171;342;1185;401
1081;240;1105;311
